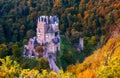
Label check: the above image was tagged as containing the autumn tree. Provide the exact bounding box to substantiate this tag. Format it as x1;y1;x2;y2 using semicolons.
36;45;44;53
97;57;120;78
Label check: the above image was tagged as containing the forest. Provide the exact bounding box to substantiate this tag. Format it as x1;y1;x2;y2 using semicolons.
0;0;120;78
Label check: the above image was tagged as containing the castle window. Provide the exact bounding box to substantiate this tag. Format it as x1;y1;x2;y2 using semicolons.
39;29;41;33
46;35;48;38
53;17;56;23
41;17;43;22
38;17;40;22
48;19;51;24
55;32;58;36
31;41;32;44
44;18;46;22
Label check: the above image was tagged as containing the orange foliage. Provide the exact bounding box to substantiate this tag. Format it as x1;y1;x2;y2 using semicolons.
27;0;31;6
86;1;94;9
109;24;120;32
67;25;120;78
77;69;96;78
111;3;120;9
84;11;89;19
99;7;105;15
53;0;60;7
77;14;82;20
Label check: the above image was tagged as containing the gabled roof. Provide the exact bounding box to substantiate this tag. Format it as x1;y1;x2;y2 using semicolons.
47;25;55;33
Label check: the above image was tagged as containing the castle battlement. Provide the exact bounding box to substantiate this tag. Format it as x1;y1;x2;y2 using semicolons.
38;16;59;25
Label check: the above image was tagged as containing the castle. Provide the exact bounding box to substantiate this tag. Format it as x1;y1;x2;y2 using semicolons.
24;16;60;57
23;16;60;72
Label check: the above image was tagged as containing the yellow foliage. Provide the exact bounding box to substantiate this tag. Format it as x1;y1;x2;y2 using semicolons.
0;56;74;78
67;31;120;78
20;69;40;78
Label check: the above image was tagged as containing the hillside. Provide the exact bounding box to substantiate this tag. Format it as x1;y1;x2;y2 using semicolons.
0;25;119;78
0;0;120;78
67;25;120;78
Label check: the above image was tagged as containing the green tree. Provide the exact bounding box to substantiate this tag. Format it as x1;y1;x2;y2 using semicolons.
0;26;5;43
0;44;8;58
36;57;49;71
26;29;35;39
84;36;97;55
12;43;21;57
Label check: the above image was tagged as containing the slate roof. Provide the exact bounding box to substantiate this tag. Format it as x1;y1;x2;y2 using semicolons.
47;25;55;33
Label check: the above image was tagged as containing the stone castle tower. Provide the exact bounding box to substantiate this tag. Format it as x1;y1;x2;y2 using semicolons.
37;16;60;54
